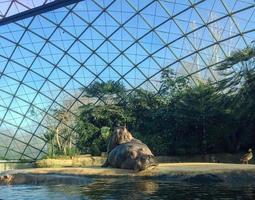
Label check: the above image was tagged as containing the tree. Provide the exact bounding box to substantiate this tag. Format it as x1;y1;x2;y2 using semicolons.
35;46;255;158
30;102;78;158
216;45;255;92
169;82;235;154
81;80;126;103
159;68;189;99
75;104;131;155
216;45;255;151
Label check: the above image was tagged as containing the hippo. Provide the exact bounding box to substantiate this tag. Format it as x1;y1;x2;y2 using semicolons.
0;175;11;184
107;126;134;153
102;126;141;167
108;140;158;171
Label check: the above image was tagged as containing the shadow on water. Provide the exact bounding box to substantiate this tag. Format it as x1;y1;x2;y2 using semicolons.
1;177;255;199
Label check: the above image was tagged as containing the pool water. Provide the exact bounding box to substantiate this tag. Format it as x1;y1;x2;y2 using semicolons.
0;178;255;200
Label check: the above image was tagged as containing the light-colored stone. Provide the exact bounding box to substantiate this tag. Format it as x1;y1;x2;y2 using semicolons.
0;161;33;171
3;163;255;177
35;156;106;168
2;163;255;185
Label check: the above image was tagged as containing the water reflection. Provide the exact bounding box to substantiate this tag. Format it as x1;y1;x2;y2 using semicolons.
81;178;159;199
137;180;159;195
1;178;255;200
80;178;255;200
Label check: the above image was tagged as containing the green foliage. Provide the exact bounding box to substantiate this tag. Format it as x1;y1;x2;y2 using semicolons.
217;45;255;92
32;106;79;158
167;82;234;154
41;46;255;157
65;147;78;158
44;130;55;158
124;89;167;140
78;104;128;127
160;68;189;98
75;119;100;154
216;45;255;151
101;126;111;142
75;104;131;155
82;80;126;103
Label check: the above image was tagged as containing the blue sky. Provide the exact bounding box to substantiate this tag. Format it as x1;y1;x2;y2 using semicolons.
0;0;254;159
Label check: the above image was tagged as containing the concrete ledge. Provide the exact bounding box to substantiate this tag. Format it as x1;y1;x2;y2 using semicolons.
0;161;33;171
35;153;249;168
1;163;255;185
35;156;106;168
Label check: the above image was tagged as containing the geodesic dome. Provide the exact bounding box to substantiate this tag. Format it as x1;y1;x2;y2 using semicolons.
0;0;254;160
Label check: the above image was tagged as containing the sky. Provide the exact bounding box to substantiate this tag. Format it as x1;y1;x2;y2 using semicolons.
0;0;254;159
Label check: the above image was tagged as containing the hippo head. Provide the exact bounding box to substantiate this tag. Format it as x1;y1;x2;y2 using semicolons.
134;155;158;171
0;174;13;185
115;126;133;144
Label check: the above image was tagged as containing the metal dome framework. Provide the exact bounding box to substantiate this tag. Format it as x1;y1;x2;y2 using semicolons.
0;0;254;160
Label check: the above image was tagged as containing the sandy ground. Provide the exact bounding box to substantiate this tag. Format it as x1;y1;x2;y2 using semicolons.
1;163;255;185
2;163;255;176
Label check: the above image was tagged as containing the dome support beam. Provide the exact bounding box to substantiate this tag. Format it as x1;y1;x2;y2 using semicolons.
0;0;84;26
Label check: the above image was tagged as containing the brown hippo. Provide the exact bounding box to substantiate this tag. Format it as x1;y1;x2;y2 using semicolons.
108;140;158;171
102;126;139;167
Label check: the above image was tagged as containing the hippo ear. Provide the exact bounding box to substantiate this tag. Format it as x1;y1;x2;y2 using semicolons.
124;126;129;133
115;127;121;138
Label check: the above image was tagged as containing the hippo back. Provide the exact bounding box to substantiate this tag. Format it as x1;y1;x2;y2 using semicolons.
108;142;130;168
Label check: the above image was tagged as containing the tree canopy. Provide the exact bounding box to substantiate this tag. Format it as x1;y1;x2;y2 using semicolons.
42;45;255;157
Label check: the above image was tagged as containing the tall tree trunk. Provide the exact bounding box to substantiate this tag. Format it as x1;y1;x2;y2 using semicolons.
55;127;62;151
202;115;207;155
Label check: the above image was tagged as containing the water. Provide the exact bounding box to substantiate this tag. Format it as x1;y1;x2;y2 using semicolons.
0;178;255;200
